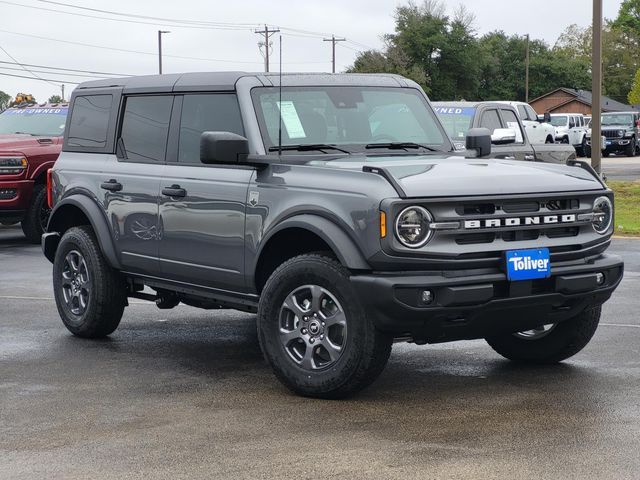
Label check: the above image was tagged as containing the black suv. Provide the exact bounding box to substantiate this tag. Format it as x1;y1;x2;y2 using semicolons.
43;72;623;398
586;111;640;157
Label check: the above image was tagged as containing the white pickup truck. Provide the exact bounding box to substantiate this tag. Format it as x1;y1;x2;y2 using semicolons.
497;101;555;145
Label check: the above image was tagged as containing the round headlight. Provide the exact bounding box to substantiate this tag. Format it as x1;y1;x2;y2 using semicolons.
395;206;433;248
618;130;624;137
592;196;612;235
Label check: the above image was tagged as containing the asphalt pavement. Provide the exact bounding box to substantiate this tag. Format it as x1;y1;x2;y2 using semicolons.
587;155;640;181
1;225;639;480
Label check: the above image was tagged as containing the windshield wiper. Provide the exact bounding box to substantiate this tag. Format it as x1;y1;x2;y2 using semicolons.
268;144;352;154
365;142;440;152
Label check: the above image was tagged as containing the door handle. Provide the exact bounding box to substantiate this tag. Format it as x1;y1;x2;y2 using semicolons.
162;184;187;198
100;179;122;192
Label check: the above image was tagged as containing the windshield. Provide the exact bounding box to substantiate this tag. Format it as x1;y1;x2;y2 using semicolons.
251;86;448;153
602;113;634;126
433;105;475;139
0;107;68;136
550;116;568;127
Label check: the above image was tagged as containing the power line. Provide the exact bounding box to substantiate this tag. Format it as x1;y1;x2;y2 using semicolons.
0;70;79;84
0;44;60;86
36;0;258;28
0;65;110;78
0;60;127;76
34;0;379;50
0;1;256;31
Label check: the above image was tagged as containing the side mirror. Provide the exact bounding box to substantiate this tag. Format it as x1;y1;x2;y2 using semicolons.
200;131;249;165
542;112;551;123
491;128;517;145
466;128;492;157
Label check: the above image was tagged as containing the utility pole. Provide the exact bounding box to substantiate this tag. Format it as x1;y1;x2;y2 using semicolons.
525;34;530;103
323;35;346;73
592;0;603;174
61;84;65;102
158;30;170;74
255;25;280;72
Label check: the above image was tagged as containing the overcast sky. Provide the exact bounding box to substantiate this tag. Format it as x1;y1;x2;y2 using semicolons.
0;0;625;102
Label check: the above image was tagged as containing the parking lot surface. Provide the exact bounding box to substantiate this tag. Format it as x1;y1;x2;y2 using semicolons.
589;156;640;181
1;225;639;479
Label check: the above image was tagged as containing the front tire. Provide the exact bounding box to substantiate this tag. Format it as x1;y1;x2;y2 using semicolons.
485;306;601;364
257;253;392;399
626;136;636;157
53;225;126;338
21;184;50;244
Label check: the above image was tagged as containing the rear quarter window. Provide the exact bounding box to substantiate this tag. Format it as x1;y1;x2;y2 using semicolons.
66;95;113;148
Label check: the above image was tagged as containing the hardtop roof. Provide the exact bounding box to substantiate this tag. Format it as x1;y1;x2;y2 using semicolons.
75;72;414;94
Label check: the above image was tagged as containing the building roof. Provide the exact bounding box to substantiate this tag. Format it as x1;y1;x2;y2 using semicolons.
531;87;638;112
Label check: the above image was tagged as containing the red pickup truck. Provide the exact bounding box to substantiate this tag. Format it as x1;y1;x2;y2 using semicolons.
0;103;68;242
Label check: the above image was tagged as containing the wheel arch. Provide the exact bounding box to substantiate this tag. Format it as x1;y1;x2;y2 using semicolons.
252;215;371;293
46;195;121;269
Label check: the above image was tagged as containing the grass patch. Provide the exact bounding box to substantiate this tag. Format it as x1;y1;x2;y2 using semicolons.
609;181;640;236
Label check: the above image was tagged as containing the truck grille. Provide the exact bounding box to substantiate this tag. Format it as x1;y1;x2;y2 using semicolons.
603;130;623;139
400;192;609;267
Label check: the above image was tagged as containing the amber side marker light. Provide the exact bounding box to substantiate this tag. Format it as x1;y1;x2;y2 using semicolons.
380;211;387;238
46;168;53;209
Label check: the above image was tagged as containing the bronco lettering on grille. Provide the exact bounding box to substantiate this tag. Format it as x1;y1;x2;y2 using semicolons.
464;214;577;229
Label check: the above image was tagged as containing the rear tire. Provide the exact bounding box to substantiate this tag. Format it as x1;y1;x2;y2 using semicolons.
21;184;50;244
53;225;126;338
486;306;601;364
257;253;392;399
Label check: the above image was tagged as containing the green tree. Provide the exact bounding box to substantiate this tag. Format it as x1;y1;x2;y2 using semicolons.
0;90;10;111
48;95;63;103
628;68;640;104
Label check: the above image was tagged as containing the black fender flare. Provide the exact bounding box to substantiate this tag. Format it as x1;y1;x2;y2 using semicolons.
255;214;371;272
47;194;122;269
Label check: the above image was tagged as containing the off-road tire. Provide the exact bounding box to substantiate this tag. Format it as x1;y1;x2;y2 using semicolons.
625;136;636;157
53;225;126;338
257;253;392;399
21;184;49;244
485;306;601;364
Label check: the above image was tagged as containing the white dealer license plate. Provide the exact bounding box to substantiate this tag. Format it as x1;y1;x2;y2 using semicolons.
505;248;551;281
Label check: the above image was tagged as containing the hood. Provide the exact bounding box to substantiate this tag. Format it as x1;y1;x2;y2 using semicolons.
0;134;61;151
315;155;603;198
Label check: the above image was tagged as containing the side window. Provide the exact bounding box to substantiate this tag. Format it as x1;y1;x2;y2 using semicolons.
479;109;502;133
67;95;112;148
500;109;524;143
524;105;538;121
120;95;173;163
517;105;528;120
178;94;244;163
569;116;576;128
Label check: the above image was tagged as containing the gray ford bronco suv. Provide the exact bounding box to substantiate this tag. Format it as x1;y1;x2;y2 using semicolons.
43;72;623;398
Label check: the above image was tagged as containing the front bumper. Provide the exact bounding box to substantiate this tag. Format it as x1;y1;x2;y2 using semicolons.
587;138;632;151
351;253;623;343
0;179;34;214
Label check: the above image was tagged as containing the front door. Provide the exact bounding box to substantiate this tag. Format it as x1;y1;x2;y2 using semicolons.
157;93;251;292
103;94;174;274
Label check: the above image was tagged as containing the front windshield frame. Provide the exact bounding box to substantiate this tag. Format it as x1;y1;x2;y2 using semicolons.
250;86;452;154
550;115;568;127
432;104;476;140
601;113;634;127
0;107;68;136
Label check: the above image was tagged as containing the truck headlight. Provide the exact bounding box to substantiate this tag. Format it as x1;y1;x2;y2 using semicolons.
395;206;433;248
618;130;624;137
592;196;612;235
0;157;27;174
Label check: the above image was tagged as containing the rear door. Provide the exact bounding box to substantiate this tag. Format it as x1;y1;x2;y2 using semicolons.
158;93;252;292
103;94;173;274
